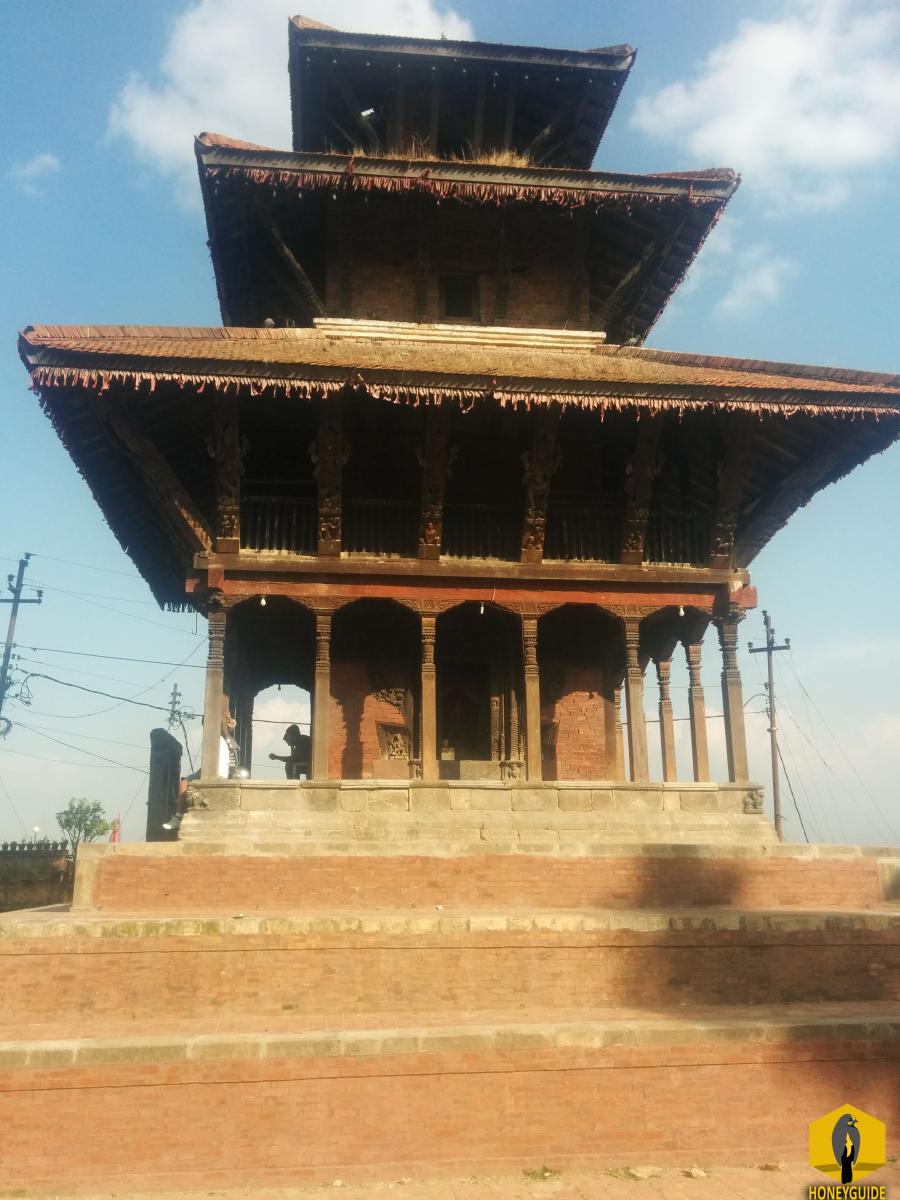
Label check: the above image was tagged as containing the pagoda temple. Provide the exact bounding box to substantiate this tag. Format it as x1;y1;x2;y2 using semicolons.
7;18;900;1193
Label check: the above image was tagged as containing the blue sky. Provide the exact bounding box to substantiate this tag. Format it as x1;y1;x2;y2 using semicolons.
1;0;898;846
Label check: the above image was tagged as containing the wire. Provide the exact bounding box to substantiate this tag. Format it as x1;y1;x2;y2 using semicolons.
120;774;148;821
14;670;201;720
12;723;147;773
1;553;140;579
10;721;150;750
9;645;206;668
25;579;158;607
776;742;811;843
0;772;27;837
14;654;189;698
0;744;147;772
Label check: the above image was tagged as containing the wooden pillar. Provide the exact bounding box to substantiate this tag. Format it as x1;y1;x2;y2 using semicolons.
209;396;243;554
613;686;625;780
312;610;332;781
310;398;344;558
201;603;227;779
420;614;437;782
417;405;453;560
522;615;542;782
717;609;750;782
521;407;559;564
622;617;649;782
684;638;711;783
656;658;677;782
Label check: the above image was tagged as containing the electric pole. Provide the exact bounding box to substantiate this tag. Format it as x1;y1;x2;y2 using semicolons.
166;683;183;730
0;554;43;734
748;610;790;841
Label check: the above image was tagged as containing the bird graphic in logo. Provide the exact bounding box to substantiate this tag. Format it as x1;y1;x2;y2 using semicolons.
832;1113;860;1184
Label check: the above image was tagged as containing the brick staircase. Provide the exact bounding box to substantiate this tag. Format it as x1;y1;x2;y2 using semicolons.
1;835;898;1193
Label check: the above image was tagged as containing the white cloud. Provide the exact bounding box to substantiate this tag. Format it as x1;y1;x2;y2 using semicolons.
715;243;799;316
7;152;61;198
632;0;900;210
108;0;473;207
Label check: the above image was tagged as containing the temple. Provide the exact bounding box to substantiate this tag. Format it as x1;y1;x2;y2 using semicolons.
7;19;900;1191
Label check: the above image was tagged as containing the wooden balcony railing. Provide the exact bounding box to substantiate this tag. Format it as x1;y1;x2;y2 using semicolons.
442;503;520;561
343;498;419;557
240;495;316;554
545;504;619;561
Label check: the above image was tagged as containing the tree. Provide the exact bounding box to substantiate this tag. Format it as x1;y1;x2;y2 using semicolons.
56;798;110;857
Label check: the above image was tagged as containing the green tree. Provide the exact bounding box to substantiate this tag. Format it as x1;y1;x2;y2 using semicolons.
56;798;110;857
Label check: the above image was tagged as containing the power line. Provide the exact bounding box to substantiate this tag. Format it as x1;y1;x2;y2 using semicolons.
0;744;147;772
14;654;191;698
13;670;201;720
776;742;811;843
25;580;158;607
1;554;43;735
12;721;151;750
7;644;206;668
0;772;27;837
13;723;147;773
1;553;140;579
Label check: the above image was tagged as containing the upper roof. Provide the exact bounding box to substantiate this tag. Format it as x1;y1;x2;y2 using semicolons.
195;133;739;340
288;16;636;169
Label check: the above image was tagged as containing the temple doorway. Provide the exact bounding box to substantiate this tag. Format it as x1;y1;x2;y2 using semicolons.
436;603;522;779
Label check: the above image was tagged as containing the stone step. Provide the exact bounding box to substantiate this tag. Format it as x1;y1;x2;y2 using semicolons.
71;842;900;913
2;1005;897;1193
2;906;897;1036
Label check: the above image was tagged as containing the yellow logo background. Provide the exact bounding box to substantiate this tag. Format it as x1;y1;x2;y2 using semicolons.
809;1104;886;1182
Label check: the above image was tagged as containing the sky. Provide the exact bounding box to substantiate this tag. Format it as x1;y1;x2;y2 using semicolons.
1;0;898;847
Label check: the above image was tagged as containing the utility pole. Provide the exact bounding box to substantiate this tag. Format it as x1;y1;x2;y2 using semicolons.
0;554;43;734
748;610;790;841
166;683;183;730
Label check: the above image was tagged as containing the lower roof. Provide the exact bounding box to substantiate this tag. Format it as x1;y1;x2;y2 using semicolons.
19;322;900;416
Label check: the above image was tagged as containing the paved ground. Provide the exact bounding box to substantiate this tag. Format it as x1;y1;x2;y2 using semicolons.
6;1160;899;1200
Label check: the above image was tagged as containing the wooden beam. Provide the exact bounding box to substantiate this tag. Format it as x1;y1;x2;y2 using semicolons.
502;78;518;150
472;72;487;153
262;214;326;318
619;414;662;564
208;395;245;555
521;407;560;564
428;71;441;152
734;420;883;563
333;72;381;153
100;402;212;556
417;404;454;560
309;397;345;557
708;413;754;567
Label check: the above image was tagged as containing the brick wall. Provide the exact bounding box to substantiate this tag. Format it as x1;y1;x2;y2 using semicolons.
328;661;414;778
327;196;585;328
83;852;888;913
3;927;897;1033
541;664;607;779
1;1041;896;1191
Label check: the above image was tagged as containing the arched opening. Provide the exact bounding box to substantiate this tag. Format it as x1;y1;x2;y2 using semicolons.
436;603;522;778
224;598;315;776
329;600;420;780
538;605;622;781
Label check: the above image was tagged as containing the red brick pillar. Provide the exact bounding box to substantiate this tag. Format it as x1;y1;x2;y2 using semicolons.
623;617;649;782
200;601;227;779
420;614;438;782
684;638;711;783
656;657;677;782
312;610;332;781
522;615;542;782
717;609;750;783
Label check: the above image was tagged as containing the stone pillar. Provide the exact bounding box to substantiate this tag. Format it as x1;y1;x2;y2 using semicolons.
613;685;625;780
312;610;332;781
656;658;677;782
623;617;649;782
420;614;438;782
201;603;227;779
717;610;750;782
684;639;711;783
522;615;542;782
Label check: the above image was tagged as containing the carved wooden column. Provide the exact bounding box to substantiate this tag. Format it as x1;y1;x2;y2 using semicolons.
622;617;649;782
656;658;678;782
420;614;438;782
683;634;711;783
201;600;227;779
417;406;453;560
312;610;332;781
521;407;559;564
310;398;345;558
521;615;542;782
717;608;750;782
620;415;662;565
208;397;244;554
613;686;625;780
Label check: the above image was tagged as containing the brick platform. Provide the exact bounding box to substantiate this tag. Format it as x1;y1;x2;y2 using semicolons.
1;839;898;1193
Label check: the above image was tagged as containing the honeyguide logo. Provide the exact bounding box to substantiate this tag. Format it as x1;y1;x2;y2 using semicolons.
808;1104;888;1200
